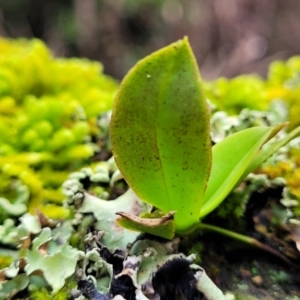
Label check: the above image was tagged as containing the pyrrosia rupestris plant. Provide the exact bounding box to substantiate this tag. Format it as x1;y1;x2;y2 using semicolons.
111;37;300;237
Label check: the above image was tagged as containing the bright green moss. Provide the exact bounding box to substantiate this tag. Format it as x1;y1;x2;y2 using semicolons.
30;289;68;300
0;38;118;221
266;56;300;130
0;255;13;269
29;281;76;300
258;146;300;210
205;75;267;114
204;56;300;131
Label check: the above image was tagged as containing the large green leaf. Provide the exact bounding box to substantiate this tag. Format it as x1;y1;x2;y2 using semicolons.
111;37;211;232
199;126;281;218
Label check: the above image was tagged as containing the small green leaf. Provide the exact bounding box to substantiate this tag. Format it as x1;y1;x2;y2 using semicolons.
111;37;211;233
242;125;300;179
200;126;280;218
116;211;176;240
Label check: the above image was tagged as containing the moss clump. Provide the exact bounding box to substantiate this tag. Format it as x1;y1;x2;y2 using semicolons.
204;56;300;131
0;255;13;269
29;280;76;300
0;38;118;221
29;288;69;300
205;75;267;114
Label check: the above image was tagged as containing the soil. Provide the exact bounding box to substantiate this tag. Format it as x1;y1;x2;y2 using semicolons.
199;234;300;299
175;185;300;299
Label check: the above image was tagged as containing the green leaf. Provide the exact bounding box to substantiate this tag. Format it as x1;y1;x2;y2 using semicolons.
200;126;280;218
116;211;176;240
241;125;300;179
111;37;211;233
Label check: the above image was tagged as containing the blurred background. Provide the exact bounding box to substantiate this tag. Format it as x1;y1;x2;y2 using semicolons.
0;0;300;80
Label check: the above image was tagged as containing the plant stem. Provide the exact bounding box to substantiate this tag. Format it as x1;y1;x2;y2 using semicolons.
198;223;298;268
